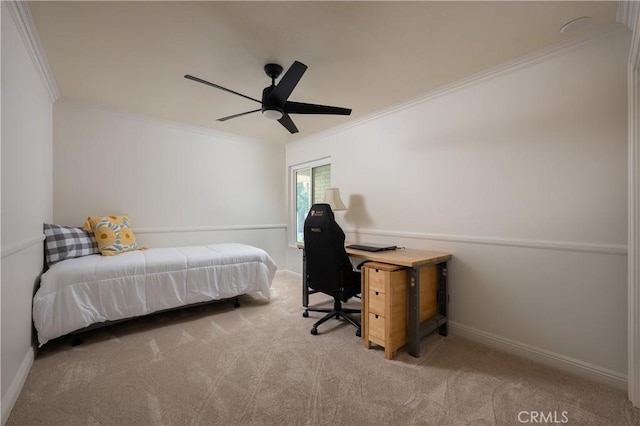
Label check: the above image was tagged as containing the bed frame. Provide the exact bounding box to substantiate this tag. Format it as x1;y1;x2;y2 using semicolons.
33;243;276;346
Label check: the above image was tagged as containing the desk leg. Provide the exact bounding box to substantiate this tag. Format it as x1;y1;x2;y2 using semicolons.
302;249;309;308
438;262;448;336
407;267;420;357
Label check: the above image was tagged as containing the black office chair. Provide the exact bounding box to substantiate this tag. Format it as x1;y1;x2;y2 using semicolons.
302;203;361;336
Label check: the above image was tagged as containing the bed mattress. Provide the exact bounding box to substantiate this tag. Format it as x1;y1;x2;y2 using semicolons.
33;243;277;346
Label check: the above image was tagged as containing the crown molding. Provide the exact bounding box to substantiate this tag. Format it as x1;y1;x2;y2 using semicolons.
628;2;640;70
5;1;60;102
289;23;626;148
619;1;640;70
56;98;274;147
618;1;640;31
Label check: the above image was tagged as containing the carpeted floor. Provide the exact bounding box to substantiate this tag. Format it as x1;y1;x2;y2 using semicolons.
7;273;639;425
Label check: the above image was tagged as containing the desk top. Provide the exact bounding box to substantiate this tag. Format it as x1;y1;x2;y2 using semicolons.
298;243;452;268
345;246;452;268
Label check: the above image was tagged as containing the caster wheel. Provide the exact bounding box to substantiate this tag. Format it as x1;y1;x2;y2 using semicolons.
310;327;318;335
303;310;309;318
356;329;361;337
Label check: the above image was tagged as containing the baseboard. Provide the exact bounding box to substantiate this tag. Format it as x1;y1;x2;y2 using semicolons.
1;347;35;425
449;321;627;391
275;270;627;390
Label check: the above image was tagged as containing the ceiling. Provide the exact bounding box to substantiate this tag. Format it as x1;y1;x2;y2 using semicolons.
29;1;620;144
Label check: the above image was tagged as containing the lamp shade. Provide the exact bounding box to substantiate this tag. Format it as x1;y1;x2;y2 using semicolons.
323;188;347;211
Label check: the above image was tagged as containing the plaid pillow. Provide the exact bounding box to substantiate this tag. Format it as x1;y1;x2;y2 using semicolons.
43;223;99;266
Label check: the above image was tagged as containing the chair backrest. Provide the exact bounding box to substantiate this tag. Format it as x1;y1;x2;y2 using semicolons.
303;203;351;298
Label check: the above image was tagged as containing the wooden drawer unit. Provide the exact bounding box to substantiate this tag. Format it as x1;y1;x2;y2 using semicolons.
362;261;439;360
362;262;408;360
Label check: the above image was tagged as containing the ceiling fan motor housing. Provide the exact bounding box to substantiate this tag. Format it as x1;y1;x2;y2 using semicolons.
261;86;283;118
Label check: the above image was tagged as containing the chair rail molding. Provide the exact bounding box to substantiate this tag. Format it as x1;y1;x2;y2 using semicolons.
343;228;627;256
133;224;287;234
1;235;45;259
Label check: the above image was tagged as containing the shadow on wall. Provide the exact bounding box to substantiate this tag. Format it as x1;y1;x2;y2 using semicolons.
343;194;373;231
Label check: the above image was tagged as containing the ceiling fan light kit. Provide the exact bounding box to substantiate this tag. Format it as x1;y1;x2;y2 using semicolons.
262;109;283;120
184;61;352;134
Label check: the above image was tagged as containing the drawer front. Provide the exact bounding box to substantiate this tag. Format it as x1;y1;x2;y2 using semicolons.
368;313;386;342
368;269;387;293
368;290;386;316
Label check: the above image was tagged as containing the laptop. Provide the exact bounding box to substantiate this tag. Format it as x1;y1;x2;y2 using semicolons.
346;243;397;252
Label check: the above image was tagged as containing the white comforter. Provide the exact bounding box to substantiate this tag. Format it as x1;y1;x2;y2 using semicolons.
33;243;277;346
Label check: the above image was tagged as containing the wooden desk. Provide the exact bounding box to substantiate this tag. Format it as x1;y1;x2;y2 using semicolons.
300;245;452;358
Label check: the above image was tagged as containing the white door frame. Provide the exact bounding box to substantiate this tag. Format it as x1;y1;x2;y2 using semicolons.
623;0;640;407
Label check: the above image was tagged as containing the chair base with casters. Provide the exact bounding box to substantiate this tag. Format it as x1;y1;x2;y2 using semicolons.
304;299;361;337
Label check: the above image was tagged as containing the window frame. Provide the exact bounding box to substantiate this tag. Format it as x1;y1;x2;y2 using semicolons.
289;157;331;247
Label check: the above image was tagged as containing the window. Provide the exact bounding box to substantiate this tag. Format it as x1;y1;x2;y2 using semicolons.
291;159;331;244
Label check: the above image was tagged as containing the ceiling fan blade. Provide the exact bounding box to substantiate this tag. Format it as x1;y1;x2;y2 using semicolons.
278;113;299;134
268;61;307;105
217;109;261;122
184;74;262;104
284;101;352;116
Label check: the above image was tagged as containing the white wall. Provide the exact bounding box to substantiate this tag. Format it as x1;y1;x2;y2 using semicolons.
1;2;54;422
287;29;630;388
52;100;287;267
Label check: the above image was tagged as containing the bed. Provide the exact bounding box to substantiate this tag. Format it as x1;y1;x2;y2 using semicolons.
33;243;277;346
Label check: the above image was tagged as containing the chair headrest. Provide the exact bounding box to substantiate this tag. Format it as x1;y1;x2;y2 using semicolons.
307;203;334;222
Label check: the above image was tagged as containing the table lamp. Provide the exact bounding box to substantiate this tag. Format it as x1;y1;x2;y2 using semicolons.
324;188;347;211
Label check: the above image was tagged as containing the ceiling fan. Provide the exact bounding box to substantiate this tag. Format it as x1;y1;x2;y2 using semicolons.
184;61;352;134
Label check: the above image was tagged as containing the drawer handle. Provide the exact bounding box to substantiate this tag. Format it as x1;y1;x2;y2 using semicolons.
375;314;379;319
375;291;379;295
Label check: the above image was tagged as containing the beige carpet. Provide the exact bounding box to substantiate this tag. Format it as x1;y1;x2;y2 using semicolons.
8;273;639;425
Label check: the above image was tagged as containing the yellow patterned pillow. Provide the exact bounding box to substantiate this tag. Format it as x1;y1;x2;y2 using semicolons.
83;215;139;256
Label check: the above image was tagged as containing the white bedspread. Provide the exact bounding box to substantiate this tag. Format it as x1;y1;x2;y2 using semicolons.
33;243;277;346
